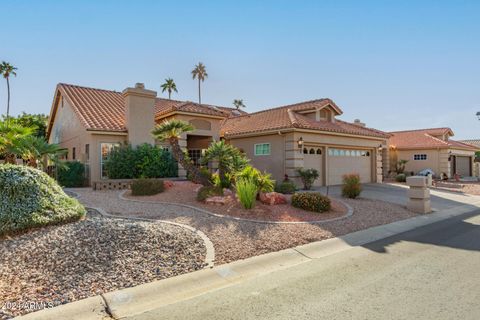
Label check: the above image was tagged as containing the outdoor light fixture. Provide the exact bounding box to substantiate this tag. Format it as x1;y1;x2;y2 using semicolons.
477;111;480;120
298;137;304;148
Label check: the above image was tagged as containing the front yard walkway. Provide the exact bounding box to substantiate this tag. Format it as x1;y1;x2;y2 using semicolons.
73;188;418;265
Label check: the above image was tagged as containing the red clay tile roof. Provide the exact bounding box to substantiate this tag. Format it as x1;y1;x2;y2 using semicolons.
389;128;477;150
460;139;480;148
47;83;242;137
221;99;389;138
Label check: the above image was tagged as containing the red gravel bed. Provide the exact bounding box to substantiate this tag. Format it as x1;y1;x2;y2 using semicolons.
124;181;348;222
433;181;480;195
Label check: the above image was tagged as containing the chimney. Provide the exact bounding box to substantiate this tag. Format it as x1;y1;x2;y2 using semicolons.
353;119;366;127
123;83;157;147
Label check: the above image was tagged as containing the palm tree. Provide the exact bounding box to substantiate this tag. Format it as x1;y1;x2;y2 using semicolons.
160;78;178;99
13;135;66;169
0;122;33;164
233;99;246;110
191;62;208;104
0;62;18;124
152;119;211;186
201;140;247;187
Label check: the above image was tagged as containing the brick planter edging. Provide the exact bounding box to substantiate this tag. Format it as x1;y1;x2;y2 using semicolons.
117;190;354;225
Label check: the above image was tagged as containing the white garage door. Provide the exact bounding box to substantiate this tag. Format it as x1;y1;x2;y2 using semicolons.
328;148;372;185
303;147;323;187
456;156;471;176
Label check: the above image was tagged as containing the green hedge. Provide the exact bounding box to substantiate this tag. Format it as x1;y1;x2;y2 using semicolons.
105;144;177;179
0;164;86;236
57;161;85;187
131;179;165;196
291;192;331;213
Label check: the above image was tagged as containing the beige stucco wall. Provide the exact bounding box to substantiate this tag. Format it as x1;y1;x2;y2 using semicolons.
48;96;91;161
123;85;156;146
227;133;286;183
392;148;476;177
228;130;385;186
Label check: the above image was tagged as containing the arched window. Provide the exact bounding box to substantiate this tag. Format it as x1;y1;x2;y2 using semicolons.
309;148;315;154
316;148;322;155
303;148;308;154
366;151;370;157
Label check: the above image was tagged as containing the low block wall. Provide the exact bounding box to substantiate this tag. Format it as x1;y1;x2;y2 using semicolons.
92;177;183;191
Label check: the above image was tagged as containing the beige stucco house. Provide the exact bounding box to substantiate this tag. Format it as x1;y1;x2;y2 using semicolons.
386;128;478;178
47;82;390;186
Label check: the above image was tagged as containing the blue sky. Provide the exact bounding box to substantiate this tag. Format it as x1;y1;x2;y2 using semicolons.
1;0;479;139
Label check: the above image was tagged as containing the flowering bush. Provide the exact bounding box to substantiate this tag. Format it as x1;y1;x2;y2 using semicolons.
291;192;331;213
0;164;86;236
341;174;362;199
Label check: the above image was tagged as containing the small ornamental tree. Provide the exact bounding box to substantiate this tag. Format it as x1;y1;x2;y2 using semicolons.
296;168;319;190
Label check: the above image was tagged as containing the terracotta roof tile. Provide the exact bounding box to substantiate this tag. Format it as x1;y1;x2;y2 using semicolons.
50;83;242;135
221;99;389;138
389;128;477;150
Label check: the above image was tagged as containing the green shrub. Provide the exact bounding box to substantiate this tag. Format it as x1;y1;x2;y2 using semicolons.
291;192;331;213
236;166;274;193
341;174;362;199
296;168;319;190
275;180;297;194
0;164;86;236
105;144;177;179
395;173;407;182
57;161;85;187
197;185;224;201
236;178;257;209
131;179;165;196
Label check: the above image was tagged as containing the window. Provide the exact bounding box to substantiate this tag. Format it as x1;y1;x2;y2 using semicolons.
316;148;322;155
72;147;76;160
188;149;203;167
85;144;90;161
414;154;427;160
100;143;120;179
309;148;315;154
254;143;270;156
328;148;371;157
303;148;308;154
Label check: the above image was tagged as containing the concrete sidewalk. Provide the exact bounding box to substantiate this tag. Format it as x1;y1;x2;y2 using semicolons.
16;193;480;320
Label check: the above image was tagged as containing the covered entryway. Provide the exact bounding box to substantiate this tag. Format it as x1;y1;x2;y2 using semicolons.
303;146;323;187
455;156;472;176
327;148;372;185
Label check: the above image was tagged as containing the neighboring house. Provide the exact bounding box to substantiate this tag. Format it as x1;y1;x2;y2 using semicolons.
46;82;390;186
387;128;478;178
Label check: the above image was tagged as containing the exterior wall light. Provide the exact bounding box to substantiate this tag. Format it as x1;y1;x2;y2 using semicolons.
298;137;304;149
477;111;480;120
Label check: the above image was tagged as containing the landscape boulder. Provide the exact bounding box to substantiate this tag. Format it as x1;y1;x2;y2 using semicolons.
205;196;232;205
163;180;174;189
259;192;287;205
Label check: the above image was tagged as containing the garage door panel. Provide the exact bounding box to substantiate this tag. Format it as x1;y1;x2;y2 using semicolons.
303;147;323;186
328;148;372;185
456;156;471;176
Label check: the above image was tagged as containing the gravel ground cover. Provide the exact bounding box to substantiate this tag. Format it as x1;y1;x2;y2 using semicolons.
124;181;348;222
74;188;418;266
434;181;480;195
0;209;206;319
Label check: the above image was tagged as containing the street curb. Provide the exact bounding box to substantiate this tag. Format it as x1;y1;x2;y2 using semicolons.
118;189;354;224
16;199;480;320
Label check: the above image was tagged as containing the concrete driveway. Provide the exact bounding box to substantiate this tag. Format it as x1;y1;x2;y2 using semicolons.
315;183;480;211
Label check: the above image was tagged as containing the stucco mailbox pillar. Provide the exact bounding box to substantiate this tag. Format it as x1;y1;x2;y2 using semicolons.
406;176;431;214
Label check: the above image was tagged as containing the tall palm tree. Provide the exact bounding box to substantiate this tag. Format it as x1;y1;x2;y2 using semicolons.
160;78;178;99
233;99;246;110
151;119;211;186
0;62;18;123
191;62;208;104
